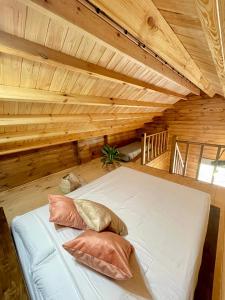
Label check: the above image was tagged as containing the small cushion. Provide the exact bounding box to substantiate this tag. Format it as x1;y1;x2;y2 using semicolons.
63;230;133;280
48;195;86;229
74;199;127;235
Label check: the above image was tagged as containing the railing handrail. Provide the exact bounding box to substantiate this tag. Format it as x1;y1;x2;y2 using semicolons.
146;130;168;138
176;139;225;149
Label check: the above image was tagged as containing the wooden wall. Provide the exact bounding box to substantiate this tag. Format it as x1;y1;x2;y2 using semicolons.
153;95;225;178
78;129;138;163
0;143;79;192
78;136;104;164
0;129;138;191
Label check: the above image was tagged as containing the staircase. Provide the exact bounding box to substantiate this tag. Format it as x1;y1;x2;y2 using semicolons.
141;133;225;186
169;136;225;186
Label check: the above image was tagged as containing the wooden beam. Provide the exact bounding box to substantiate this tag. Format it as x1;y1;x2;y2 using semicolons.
195;0;225;96
0;123;145;155
0;113;161;126
89;0;215;97
0;122;147;144
0;31;187;100
0;85;172;109
18;0;200;95
141;132;147;165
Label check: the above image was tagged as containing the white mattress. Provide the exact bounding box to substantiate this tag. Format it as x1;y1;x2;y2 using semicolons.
11;166;210;300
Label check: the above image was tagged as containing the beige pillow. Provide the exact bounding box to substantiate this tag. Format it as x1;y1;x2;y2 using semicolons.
74;199;127;236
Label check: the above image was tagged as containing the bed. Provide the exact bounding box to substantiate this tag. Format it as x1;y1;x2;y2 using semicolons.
11;166;210;300
118;141;141;161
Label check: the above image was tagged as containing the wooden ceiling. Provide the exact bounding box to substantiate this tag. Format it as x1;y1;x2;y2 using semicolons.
0;0;223;155
154;0;225;96
91;0;224;96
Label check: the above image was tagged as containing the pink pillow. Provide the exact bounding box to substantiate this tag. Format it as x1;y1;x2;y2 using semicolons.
63;230;133;280
48;195;86;229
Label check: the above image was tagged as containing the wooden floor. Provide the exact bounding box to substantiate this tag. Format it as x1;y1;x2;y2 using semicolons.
0;158;224;300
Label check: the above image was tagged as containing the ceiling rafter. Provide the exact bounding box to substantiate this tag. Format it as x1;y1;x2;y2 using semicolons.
0;123;145;143
195;0;225;96
0;85;173;109
0;122;145;155
88;0;215;97
0;31;187;99
17;0;200;95
0;113;161;126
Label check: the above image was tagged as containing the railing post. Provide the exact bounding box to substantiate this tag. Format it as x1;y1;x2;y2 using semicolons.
196;144;204;180
169;135;177;173
147;136;150;162
166;131;169;151
141;133;147;165
183;143;189;176
160;132;163;153
152;135;155;159
211;146;221;184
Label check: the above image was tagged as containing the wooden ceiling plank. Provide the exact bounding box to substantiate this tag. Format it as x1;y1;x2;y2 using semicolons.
195;0;225;96
0;112;161;126
0;85;172;108
0;31;187;99
152;0;197;17
88;0;215;97
18;0;200;95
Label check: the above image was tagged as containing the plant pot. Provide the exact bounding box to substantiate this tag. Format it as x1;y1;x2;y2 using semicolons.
104;161;120;171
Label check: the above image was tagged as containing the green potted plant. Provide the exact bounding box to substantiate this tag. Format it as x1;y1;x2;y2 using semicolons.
101;144;120;170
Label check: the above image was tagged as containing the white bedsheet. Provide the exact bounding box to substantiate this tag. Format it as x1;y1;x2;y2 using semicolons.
11;166;210;300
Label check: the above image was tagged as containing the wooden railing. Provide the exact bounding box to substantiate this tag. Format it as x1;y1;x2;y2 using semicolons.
170;142;185;175
169;135;225;183
141;130;168;165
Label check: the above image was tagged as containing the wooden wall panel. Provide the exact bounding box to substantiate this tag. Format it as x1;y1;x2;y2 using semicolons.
78;136;104;164
152;95;225;178
108;130;137;146
0;129;139;191
78;129;138;163
0;143;79;192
